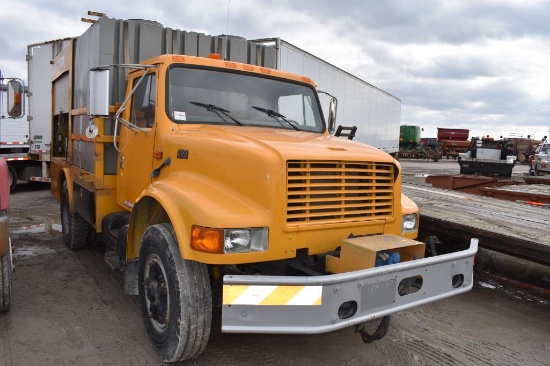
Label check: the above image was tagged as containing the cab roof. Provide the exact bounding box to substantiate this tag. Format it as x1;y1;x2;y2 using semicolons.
140;54;317;88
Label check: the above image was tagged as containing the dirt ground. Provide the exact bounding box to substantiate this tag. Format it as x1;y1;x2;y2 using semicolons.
1;161;549;366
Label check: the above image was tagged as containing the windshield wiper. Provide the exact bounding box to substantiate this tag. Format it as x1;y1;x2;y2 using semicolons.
190;102;243;126
252;106;299;131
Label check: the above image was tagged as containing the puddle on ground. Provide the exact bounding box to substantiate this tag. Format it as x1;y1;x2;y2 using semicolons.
14;246;56;258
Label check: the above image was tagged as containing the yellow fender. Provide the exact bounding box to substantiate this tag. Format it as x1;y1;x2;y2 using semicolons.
401;193;419;215
126;172;270;262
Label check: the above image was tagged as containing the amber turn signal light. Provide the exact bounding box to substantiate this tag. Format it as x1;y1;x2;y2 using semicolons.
191;225;223;253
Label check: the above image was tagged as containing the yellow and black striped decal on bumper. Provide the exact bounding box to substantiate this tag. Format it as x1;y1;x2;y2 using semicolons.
223;285;322;306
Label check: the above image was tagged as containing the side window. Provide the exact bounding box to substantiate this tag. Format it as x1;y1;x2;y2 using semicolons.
131;73;156;128
278;94;316;126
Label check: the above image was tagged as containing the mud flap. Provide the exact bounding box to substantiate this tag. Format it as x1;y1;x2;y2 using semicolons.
124;259;139;295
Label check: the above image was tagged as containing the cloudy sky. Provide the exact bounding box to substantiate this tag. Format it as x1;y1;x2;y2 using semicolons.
1;0;549;140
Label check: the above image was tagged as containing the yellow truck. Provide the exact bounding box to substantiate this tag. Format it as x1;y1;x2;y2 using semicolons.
24;16;477;362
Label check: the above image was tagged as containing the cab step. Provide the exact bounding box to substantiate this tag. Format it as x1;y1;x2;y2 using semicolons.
101;212;130;270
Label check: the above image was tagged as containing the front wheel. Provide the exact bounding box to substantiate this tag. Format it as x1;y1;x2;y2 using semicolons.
138;224;212;362
0;240;12;312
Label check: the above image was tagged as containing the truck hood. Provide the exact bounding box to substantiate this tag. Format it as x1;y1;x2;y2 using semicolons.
159;124;401;254
172;125;396;164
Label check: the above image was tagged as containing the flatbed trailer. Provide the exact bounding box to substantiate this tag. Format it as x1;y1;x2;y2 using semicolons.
403;184;550;266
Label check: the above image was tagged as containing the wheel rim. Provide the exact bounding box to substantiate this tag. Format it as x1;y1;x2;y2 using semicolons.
144;254;170;333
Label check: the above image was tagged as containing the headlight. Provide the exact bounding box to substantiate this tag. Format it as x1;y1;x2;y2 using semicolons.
191;225;268;254
224;228;268;253
402;213;418;233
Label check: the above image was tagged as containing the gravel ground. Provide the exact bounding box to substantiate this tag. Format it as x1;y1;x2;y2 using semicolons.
1;162;549;366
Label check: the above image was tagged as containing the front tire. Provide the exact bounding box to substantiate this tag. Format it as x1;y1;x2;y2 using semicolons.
138;224;212;362
60;181;88;249
0;240;12;312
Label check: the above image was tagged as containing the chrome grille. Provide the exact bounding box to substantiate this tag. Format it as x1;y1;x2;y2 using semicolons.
287;160;395;226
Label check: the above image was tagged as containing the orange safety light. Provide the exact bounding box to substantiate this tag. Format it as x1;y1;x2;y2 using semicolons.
208;53;222;60
225;61;237;69
172;55;186;62
191;225;224;253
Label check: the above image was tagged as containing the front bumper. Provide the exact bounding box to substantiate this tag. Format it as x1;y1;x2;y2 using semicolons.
222;238;478;334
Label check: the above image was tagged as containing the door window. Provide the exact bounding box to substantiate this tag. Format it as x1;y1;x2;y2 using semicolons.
131;74;156;128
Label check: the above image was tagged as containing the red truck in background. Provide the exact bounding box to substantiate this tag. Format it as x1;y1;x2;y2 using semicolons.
0;158;12;311
0;74;22;311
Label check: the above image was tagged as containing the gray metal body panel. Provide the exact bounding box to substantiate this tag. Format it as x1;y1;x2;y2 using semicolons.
72;18;260;109
53;73;70;115
222;238;477;333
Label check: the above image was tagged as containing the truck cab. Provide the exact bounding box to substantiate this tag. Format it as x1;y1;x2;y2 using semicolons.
82;55;422;266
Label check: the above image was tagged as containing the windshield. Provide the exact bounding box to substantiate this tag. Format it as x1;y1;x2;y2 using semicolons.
167;66;325;133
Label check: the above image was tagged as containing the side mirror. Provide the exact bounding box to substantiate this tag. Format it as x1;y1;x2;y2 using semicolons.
89;69;110;116
318;90;338;134
327;96;337;134
6;79;25;119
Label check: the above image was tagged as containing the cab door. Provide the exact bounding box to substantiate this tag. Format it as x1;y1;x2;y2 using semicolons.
116;72;157;209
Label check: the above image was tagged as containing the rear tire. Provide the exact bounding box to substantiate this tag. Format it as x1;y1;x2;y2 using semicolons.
0;240;12;312
138;224;212;362
60;181;88;249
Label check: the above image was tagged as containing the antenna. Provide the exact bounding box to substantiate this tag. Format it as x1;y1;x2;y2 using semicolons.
224;0;231;60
